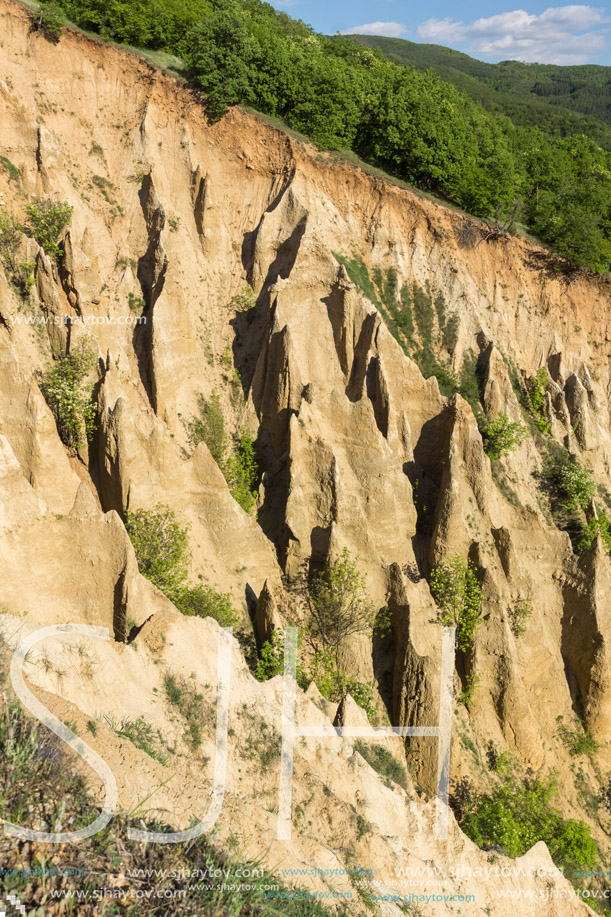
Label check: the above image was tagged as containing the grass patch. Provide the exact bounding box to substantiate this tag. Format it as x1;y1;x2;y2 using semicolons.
106;715;172;765
164;672;207;751
0;155;19;182
353;741;408;789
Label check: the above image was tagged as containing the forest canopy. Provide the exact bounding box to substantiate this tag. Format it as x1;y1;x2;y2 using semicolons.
45;0;611;272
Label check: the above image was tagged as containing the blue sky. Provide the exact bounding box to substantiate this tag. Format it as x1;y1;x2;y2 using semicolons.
270;2;611;65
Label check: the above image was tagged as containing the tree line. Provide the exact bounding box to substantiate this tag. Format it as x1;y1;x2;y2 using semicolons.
43;0;611;272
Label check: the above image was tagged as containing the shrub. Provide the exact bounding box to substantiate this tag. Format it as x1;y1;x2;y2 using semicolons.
39;341;97;449
459;776;597;869
557;717;600;758
301;553;384;720
525;368;551;434
429;555;482;652
33;2;65;40
125;504;189;602
189;390;228;466
353;741;408;789
0;211;22;268
127;292;145;313
175;584;238;627
24;198;73;261
126;504;239;626
231;284;256;311
507;597;533;638
578;512;611;553
308;653;377;720
225;432;259;512
555;457;596;513
482;413;527;460
189;395;260;513
460;671;481;708
306;548;377;658
0;213;34;298
256;630;286;681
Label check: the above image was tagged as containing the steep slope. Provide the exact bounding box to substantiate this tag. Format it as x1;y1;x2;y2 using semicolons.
0;0;610;913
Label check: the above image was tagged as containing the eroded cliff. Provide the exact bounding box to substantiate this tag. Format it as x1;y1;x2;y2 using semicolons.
0;1;610;912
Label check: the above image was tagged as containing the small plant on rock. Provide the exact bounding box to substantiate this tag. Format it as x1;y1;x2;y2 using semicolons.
353;741;408;789
176;583;238;627
188;390;228;466
557;716;600;758
507;597;533;638
525;367;551;435
231;284;256;312
577;511;611;553
482;413;527;461
39;341;97;449
125;504;189;602
25;198;73;261
126;504;239;626
429;555;482;652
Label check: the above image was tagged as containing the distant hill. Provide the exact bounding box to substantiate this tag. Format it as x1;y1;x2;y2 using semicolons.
344;35;611;149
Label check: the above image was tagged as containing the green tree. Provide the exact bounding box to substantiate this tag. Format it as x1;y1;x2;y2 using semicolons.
184;0;257;119
305;548;377;658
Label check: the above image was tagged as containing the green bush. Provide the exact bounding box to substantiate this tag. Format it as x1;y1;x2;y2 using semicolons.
225;432;259;512
459;776;597;869
256;630;286;681
526;368;551;435
33;3;66;40
125;504;189;602
189;393;260;512
39;341;97;449
0;213;35;298
542;453;596;538
460;671;481;708
482;413;528;460
231;284;256;311
309;651;377;720
176;583;238;627
256;556;382;720
25;198;73;261
557;717;600;758
0;211;21;269
189;389;228;465
429;555;482;652
353;741;407;789
556;458;596;513
578;512;611;553
126;505;239;626
306;548;377;657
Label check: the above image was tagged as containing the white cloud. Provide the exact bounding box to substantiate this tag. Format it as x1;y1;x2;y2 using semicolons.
341;21;408;38
418;5;609;64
